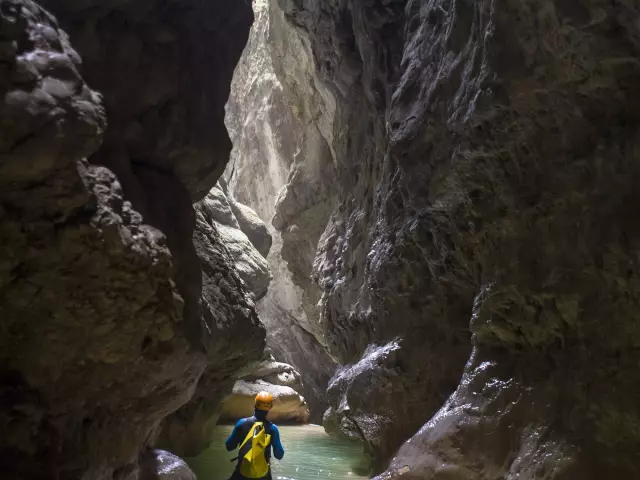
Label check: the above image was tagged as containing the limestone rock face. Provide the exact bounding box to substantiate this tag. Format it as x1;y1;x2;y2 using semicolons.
197;183;272;301
219;379;310;424
267;0;338;346
242;359;305;393
231;199;273;258
276;0;640;477
0;0;264;478
225;0;337;422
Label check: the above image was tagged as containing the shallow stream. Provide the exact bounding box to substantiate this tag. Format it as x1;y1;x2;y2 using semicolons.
186;425;369;480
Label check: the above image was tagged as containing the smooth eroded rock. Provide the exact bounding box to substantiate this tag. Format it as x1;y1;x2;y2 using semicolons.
195;184;272;301
139;450;196;480
219;379;310;424
231;199;273;258
242;359;304;392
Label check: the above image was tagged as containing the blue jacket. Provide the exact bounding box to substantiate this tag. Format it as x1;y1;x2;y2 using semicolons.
225;409;285;461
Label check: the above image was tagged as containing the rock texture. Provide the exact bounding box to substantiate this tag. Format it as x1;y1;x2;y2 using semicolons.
231;199;272;259
275;0;640;477
267;0;339;346
273;0;471;467
219;378;310;424
139;450;196;480
0;0;263;478
197;182;272;301
244;359;305;392
224;0;337;422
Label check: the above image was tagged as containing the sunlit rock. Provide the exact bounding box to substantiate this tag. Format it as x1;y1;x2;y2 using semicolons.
219;379;310;424
224;0;337;422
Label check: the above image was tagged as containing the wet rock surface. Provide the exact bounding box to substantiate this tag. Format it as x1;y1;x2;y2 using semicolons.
0;0;264;478
225;0;337;423
275;0;640;476
323;341;407;462
139;450;196;480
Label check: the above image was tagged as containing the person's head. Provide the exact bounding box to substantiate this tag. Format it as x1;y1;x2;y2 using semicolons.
254;391;273;418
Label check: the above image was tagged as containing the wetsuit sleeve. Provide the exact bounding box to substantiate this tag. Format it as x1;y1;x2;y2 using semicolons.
225;419;247;451
270;425;284;460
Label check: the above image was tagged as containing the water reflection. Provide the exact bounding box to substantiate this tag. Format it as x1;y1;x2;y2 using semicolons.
186;425;369;480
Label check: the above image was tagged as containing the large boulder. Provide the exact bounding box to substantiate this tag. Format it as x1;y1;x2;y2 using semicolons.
231;199;273;258
219;380;310;424
139;450;197;480
242;359;304;393
197;183;272;301
323;341;404;457
247;361;300;385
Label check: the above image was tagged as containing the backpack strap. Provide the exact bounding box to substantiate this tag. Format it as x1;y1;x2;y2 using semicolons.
230;417;256;463
236;419;263;467
239;421;261;451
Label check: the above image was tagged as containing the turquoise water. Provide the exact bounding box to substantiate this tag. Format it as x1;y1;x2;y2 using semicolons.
186;425;370;480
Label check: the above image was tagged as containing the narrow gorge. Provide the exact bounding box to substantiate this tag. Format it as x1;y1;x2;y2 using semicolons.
1;0;639;479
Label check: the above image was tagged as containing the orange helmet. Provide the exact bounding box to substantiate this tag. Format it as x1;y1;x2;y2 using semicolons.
255;391;273;411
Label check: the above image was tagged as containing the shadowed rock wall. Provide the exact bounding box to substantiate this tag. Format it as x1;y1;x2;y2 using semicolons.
0;0;263;478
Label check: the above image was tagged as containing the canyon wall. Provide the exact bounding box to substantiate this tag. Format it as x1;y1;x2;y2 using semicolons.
0;0;263;478
156;182;272;457
224;0;337;421
274;0;640;477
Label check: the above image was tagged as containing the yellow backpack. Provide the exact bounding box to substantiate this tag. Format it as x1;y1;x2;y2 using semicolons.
237;421;272;478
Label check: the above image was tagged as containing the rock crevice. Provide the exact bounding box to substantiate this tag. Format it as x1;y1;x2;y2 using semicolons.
224;0;338;422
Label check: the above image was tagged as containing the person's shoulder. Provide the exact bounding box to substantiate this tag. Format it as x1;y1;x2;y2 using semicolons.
236;417;252;427
269;423;280;433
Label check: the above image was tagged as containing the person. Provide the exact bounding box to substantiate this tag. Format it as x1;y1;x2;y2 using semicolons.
225;391;285;479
